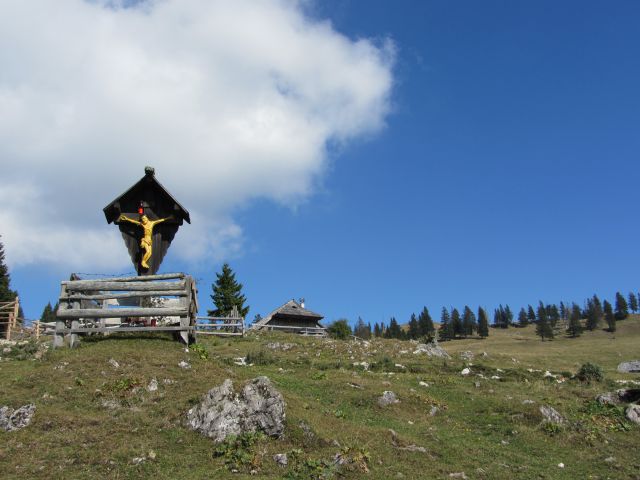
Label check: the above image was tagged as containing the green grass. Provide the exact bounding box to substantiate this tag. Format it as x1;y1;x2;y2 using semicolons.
1;318;639;479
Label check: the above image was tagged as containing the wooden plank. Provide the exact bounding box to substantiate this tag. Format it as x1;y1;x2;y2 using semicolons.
62;273;185;284
64;280;185;292
60;291;188;301
195;331;243;336
57;307;188;319
196;316;244;321
56;326;194;334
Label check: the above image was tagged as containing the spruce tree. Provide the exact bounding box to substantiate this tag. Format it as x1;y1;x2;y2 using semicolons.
628;292;638;313
451;308;462;337
407;313;419;339
462;306;476;337
548;304;560;326
208;263;249;317
567;303;583;337
527;305;536;324
536;301;553;341
385;317;402;339
604;300;616;332
477;307;489;338
585;295;603;331
40;302;56;323
439;307;453;341
504;305;514;326
517;307;528;327
0;238;16;304
559;301;567;320
614;292;629;320
354;317;371;339
417;306;435;337
373;323;381;338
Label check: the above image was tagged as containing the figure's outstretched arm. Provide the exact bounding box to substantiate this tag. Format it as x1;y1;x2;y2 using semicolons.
151;215;174;226
118;214;141;226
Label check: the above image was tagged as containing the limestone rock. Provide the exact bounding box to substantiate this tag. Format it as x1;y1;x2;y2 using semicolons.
460;351;474;361
626;405;640;425
618;361;640;374
273;453;288;467
0;404;36;431
413;342;450;359
186;376;285;443
378;391;399;407
596;388;640;405
539;405;564;425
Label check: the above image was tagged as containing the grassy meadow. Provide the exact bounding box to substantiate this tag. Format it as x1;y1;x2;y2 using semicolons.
1;316;639;479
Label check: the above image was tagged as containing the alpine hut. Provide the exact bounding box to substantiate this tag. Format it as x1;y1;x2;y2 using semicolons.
252;299;326;336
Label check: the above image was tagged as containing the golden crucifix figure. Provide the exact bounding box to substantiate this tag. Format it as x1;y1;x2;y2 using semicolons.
118;214;170;269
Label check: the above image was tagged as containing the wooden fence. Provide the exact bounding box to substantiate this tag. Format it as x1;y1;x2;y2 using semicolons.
55;273;198;347
194;305;245;336
0;297;21;341
256;324;327;336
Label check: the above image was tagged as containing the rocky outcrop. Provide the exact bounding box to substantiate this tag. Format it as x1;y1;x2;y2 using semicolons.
0;404;36;431
626;405;640;425
618;361;640;374
596;388;640;405
413;342;450;359
186;376;285;443
378;391;399;407
539;405;564;425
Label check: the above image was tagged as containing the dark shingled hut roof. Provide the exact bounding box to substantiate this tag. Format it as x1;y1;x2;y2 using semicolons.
252;299;323;329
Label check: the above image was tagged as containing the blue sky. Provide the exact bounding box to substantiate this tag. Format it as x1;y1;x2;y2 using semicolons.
4;0;640;326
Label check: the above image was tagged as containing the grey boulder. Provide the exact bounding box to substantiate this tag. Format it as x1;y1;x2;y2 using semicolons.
0;404;36;431
186;376;285;443
618;361;640;374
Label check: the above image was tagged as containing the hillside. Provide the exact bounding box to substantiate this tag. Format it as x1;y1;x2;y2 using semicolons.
1;317;639;479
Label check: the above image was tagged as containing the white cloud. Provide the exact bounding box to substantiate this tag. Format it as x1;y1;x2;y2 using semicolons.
0;0;394;269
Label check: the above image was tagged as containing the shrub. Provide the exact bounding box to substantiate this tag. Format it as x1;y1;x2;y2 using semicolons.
327;319;352;340
576;362;604;383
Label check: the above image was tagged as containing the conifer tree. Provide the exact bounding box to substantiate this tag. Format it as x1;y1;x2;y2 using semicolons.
385;317;402;339
517;307;528;327
536;301;553;341
548;304;560;326
208;263;249;317
614;292;629;320
527;305;536;324
0;238;16;304
373;322;381;338
40;302;56;323
503;305;514;326
418;306;435;337
567;303;583;337
451;308;462;337
407;313;419;339
477;307;489;338
628;292;638;313
354;317;371;339
559;302;567;320
462;306;476;337
439;307;454;341
585;295;603;331
604;300;616;332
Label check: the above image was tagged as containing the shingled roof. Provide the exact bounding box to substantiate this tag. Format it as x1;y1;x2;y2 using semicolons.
252;299;323;329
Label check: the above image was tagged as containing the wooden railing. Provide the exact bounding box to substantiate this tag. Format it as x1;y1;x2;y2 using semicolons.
194;305;245;336
256;324;327;336
0;297;21;341
55;273;198;347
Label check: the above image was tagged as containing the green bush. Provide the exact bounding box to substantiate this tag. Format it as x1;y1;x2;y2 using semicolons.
327;319;352;340
576;362;604;383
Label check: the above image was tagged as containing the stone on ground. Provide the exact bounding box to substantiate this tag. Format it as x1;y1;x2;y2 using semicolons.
378;391;400;407
626;405;640;425
413;342;451;359
0;404;36;431
186;376;285;443
539;405;564;425
618;361;640;373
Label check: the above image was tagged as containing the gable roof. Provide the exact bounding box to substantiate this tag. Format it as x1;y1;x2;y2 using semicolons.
103;166;190;224
252;299;323;329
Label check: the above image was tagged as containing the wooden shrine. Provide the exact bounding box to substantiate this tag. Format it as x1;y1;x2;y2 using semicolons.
54;167;199;347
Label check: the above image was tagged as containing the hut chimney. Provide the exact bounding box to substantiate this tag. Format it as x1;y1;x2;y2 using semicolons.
299;298;305;308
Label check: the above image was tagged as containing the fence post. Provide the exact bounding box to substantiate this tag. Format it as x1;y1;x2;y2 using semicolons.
35;321;40;340
6;305;13;341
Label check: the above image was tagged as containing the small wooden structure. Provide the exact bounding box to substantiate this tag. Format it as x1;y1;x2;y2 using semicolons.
0;297;21;340
251;299;326;336
103;167;190;275
54;273;198;348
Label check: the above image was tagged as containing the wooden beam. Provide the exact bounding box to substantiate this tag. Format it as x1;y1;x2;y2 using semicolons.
57;307;188;319
64;280;185;292
56;326;194;334
60;291;188;301
62;273;185;283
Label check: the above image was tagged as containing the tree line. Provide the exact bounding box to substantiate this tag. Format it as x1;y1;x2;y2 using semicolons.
342;290;637;342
